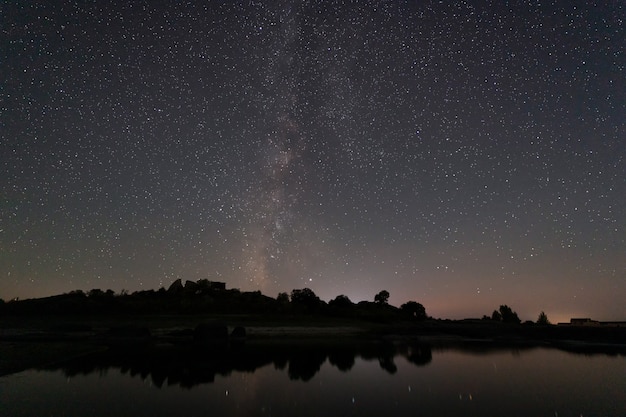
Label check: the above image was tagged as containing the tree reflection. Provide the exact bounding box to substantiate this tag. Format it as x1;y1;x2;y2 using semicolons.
288;350;327;381
39;340;433;388
405;344;433;366
328;346;357;371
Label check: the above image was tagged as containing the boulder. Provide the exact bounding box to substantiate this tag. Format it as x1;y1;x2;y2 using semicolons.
184;280;199;293
167;279;183;293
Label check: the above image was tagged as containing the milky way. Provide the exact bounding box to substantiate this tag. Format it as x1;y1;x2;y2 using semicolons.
1;1;624;321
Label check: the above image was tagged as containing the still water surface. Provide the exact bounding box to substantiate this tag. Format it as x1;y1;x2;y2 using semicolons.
1;342;624;416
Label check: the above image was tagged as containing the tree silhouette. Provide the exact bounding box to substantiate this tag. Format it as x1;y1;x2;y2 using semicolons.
88;289;105;298
276;292;289;304
491;309;502;321
536;311;550;325
374;290;390;305
400;301;427;320
290;288;322;310
329;294;353;309
498;305;521;324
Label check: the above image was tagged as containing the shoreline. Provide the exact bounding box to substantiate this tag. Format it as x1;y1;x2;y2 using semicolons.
2;315;625;377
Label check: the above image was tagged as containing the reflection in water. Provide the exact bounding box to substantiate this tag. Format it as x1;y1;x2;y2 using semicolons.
39;341;433;388
2;341;625;417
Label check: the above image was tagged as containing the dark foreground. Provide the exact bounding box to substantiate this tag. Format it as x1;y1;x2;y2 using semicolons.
2;314;625;377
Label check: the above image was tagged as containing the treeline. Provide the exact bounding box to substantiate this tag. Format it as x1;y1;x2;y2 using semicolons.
480;305;553;326
0;279;427;322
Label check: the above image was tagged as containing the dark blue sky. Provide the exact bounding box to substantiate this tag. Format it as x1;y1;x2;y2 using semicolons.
2;1;624;321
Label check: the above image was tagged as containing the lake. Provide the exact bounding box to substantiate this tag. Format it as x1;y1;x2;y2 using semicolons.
1;340;624;416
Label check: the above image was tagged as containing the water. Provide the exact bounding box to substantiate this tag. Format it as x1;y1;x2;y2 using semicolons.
1;341;624;416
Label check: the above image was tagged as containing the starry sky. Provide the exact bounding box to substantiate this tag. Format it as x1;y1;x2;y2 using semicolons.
1;1;624;321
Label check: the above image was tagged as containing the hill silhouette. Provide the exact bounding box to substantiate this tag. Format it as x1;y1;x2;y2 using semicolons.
2;280;625;348
0;280;427;323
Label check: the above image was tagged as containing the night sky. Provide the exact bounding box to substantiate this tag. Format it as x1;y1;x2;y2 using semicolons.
2;1;624;322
